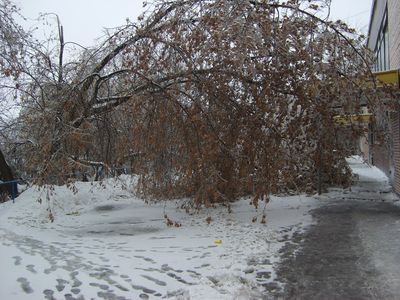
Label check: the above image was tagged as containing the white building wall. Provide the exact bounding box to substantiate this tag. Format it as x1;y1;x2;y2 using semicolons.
388;0;400;69
367;0;387;51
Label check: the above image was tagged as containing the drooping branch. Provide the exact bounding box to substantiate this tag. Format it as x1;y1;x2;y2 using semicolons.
250;0;373;77
81;1;187;93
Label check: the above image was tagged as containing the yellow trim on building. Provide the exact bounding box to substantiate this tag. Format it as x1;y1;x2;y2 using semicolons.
374;69;400;88
333;114;372;125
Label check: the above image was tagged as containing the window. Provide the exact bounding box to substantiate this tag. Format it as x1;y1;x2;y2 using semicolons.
369;123;374;145
374;10;389;72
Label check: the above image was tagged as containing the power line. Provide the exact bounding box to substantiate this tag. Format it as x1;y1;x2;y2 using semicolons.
341;10;370;21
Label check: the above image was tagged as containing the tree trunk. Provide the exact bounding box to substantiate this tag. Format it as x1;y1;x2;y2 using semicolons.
0;148;15;198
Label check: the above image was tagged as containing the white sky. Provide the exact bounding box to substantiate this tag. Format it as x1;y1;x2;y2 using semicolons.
16;0;373;46
17;0;146;46
329;0;373;34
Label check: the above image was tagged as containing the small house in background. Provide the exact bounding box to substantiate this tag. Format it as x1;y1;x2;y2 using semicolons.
365;0;400;192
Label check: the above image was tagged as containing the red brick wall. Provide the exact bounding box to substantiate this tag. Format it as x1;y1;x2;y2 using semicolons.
373;143;391;178
390;112;400;193
373;111;400;194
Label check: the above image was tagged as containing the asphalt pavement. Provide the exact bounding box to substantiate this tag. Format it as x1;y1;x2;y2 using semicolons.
265;159;400;299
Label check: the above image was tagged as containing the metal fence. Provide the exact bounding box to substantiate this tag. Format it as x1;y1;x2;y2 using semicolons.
0;180;21;203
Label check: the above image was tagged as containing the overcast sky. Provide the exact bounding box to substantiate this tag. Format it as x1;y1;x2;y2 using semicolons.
329;0;373;34
17;0;373;46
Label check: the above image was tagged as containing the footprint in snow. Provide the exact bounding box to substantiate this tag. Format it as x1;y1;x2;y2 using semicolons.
97;291;131;300
131;284;156;294
167;272;193;285
199;252;211;259
256;270;272;279
17;277;34;294
44;265;57;274
26;264;37;274
43;289;55;300
141;274;167;286
161;264;183;273
134;255;155;264
194;263;211;269
71;288;80;295
12;256;22;266
187;269;202;278
56;278;69;292
99;284;110;290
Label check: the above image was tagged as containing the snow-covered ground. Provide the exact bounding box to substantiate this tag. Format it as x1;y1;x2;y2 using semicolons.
0;175;317;299
0;156;395;300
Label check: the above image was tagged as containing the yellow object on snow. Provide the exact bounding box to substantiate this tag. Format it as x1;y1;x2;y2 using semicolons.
214;239;223;244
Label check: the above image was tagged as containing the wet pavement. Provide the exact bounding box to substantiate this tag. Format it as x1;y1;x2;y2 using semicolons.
266;160;400;299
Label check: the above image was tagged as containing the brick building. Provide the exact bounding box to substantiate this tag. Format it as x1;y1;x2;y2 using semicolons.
366;0;400;192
